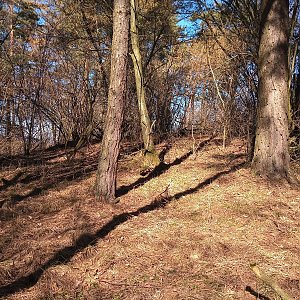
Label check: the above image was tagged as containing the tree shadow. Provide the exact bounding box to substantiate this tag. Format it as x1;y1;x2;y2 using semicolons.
0;141;143;170
0;141;175;208
245;286;272;300
211;153;246;161
10;186;50;203
0;171;24;192
0;138;212;208
0;150;69;169
0;157;99;208
203;153;248;171
0;161;245;297
116;137;213;197
158;142;172;161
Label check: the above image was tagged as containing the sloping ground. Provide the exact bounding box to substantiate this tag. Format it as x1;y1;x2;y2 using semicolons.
0;137;299;300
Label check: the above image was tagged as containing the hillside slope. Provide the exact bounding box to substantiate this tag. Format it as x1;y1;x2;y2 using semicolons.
0;137;299;300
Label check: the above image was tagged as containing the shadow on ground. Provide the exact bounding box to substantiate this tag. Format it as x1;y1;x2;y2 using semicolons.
0;138;211;209
0;161;245;297
245;286;271;300
0;172;24;192
116;137;213;197
0;140;176;207
0;155;99;211
0;149;69;169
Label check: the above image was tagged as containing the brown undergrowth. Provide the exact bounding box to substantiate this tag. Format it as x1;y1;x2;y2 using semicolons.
0;137;299;300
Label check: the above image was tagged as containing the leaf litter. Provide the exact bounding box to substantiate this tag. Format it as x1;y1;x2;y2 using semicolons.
0;137;299;300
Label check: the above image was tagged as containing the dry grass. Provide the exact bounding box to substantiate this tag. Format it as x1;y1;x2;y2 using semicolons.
0;137;299;300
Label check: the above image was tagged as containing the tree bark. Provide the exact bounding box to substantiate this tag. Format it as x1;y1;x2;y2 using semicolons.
6;0;14;156
94;0;129;203
130;0;160;171
252;0;291;180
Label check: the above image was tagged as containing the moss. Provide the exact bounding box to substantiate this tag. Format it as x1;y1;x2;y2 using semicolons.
141;149;160;172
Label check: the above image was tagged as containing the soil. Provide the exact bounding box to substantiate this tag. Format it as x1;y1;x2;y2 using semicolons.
0;136;299;300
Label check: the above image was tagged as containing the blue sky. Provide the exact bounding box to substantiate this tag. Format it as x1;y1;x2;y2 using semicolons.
176;0;215;38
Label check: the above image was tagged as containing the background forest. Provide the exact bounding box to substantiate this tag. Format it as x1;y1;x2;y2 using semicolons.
0;0;298;160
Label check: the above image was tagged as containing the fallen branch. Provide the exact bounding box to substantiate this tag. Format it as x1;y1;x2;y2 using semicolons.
250;264;294;300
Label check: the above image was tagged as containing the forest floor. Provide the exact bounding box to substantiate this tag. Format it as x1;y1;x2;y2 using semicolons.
0;136;299;300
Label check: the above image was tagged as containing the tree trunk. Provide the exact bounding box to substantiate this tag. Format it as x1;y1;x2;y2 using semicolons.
94;0;129;203
252;0;291;180
288;0;300;127
6;0;14;156
130;0;160;171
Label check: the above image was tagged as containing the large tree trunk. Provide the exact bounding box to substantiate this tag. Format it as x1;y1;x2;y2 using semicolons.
252;0;291;180
94;0;129;203
130;0;160;172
